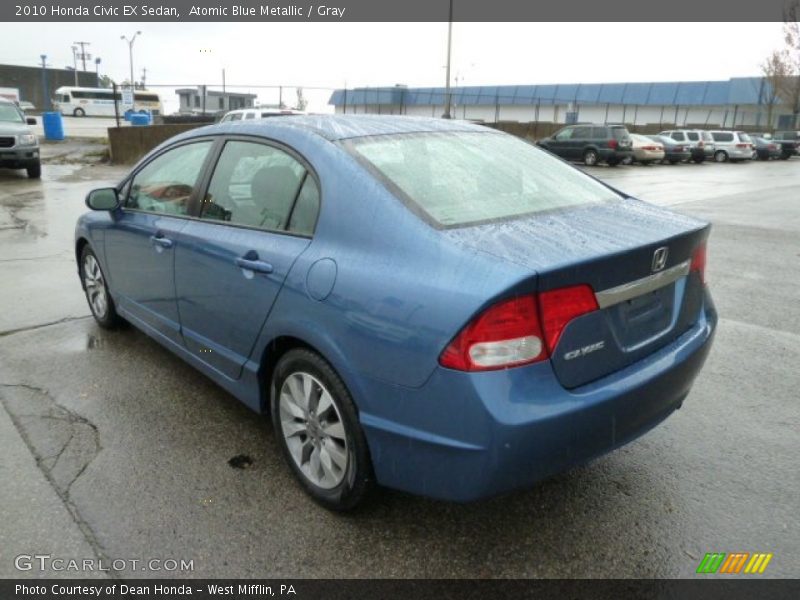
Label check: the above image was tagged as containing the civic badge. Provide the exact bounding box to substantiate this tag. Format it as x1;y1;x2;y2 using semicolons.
652;246;668;272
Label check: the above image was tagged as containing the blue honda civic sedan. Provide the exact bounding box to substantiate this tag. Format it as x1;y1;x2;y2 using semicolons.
75;116;716;510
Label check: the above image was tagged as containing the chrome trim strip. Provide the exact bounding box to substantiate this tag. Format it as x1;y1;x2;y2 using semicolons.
595;260;691;309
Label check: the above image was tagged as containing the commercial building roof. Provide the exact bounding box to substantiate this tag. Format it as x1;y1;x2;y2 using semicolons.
329;77;777;107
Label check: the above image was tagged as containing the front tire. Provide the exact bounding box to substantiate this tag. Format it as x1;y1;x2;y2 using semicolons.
80;246;122;329
73;107;86;117
271;349;373;511
26;161;41;178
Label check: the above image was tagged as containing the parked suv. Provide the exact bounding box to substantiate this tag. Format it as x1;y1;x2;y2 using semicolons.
658;129;715;163
707;131;753;163
0;97;40;178
538;123;633;166
772;131;800;159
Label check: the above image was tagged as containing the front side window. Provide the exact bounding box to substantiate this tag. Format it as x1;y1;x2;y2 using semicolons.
200;140;315;233
554;127;574;141
348;131;621;228
571;126;591;139
127;141;212;215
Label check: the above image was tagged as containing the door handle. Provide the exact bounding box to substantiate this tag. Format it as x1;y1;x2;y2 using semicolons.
235;256;274;274
149;235;173;249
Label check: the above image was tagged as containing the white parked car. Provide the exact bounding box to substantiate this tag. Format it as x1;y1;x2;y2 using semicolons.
707;131;753;163
219;108;306;122
629;133;665;165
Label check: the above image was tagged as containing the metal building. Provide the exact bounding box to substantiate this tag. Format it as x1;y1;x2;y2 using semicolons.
329;78;797;129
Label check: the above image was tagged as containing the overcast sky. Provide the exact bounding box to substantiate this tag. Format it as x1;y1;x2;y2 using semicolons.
1;22;786;113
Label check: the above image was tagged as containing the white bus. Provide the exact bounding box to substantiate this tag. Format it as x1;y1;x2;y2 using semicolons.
53;86;163;117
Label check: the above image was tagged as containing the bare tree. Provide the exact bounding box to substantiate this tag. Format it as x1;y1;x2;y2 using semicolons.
295;87;308;111
761;50;791;128
781;1;800;128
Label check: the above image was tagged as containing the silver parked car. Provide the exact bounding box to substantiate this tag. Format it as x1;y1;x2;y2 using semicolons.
707;131;753;163
658;129;715;163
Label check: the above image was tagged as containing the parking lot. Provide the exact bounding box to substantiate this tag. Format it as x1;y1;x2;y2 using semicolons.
0;157;798;578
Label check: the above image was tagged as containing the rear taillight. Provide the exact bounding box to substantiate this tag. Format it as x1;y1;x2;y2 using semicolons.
691;243;707;284
735;143;749;148
439;285;598;372
538;285;599;353
608;139;618;150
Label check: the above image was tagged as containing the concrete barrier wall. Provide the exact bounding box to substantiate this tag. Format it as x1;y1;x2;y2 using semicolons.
107;124;208;164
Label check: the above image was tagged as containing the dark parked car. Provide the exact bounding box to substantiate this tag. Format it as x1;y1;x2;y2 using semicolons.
648;135;692;164
772;131;800;159
537;123;633;166
75;116;716;509
751;137;781;161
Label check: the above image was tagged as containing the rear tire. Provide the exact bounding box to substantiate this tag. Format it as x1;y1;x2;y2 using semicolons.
26;162;41;179
73;107;85;117
80;246;123;329
271;348;374;511
714;150;728;163
583;149;599;166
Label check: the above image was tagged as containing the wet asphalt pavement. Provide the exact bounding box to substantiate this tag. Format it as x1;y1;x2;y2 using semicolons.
0;157;798;579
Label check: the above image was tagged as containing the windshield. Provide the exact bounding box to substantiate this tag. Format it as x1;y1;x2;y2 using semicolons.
0;103;24;123
347;131;621;228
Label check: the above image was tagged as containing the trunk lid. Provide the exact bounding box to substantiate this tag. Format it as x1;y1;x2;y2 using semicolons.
442;198;709;388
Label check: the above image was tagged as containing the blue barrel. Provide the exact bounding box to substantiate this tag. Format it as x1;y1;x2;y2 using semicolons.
129;113;150;127
42;112;65;141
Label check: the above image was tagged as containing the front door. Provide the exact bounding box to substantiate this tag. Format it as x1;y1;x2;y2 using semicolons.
174;139;321;380
103;140;213;344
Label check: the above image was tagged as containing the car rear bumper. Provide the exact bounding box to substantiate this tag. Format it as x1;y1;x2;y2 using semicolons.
0;147;40;168
358;291;717;502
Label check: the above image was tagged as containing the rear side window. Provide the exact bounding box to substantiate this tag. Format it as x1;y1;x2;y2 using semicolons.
245;113;256;120
572;126;592;139
712;132;733;142
288;177;321;236
610;127;630;140
127;141;212;215
200;140;312;233
686;132;699;141
590;127;607;139
348;131;621;228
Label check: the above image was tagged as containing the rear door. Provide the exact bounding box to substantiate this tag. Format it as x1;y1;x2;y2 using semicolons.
103;140;214;344
173;138;320;380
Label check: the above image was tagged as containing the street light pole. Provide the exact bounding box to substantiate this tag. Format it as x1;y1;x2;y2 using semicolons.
121;31;142;111
95;57;101;87
443;0;453;119
71;45;78;85
40;54;50;112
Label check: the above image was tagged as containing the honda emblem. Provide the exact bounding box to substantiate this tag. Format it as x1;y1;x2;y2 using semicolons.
652;247;668;272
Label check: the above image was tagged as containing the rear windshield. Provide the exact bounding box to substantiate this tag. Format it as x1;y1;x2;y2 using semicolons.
346;131;621;228
737;133;752;143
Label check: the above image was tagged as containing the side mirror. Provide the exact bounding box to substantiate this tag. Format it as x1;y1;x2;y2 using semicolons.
86;188;120;211
26;117;37;125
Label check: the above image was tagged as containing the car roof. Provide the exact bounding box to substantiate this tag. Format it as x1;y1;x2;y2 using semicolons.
195;114;490;142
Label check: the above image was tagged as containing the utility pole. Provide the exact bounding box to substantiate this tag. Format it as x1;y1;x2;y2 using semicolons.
141;67;147;89
95;57;101;86
443;0;453;119
222;68;226;110
71;46;78;85
40;55;50;111
73;41;91;71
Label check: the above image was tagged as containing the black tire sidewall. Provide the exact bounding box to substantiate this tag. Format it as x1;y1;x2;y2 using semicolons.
26;162;41;178
271;348;373;511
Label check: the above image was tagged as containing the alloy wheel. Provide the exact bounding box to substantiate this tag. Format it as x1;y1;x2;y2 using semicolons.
279;371;349;489
83;254;108;319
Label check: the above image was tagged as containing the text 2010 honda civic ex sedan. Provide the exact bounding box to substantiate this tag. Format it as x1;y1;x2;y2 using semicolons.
75;116;716;510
